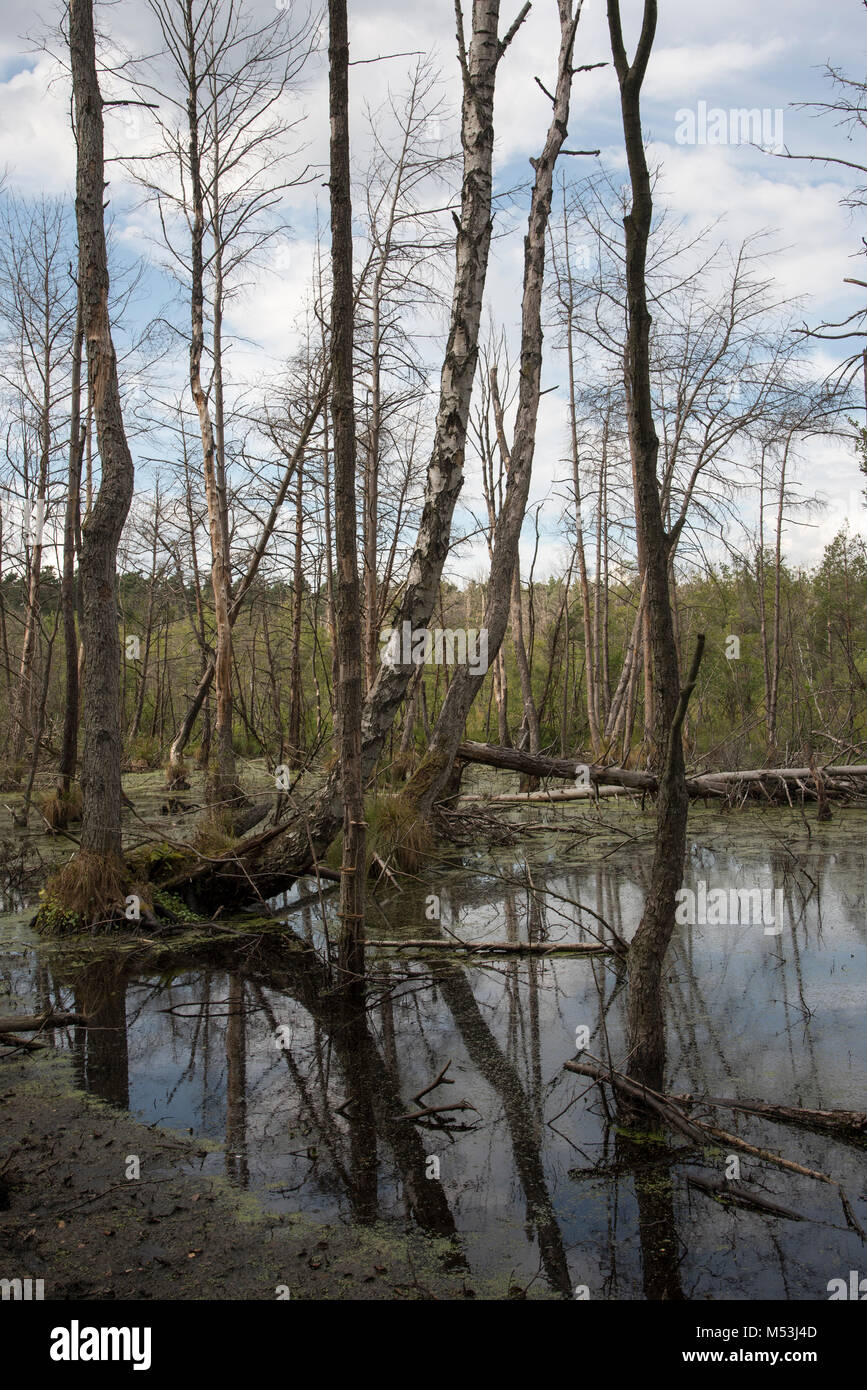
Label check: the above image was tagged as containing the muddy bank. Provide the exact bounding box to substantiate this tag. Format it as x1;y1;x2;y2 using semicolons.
0;1047;496;1301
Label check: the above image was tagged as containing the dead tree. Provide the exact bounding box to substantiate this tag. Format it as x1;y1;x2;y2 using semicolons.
607;0;703;1103
409;0;583;818
51;0;136;916
133;0;313;806
158;0;525;903
329;0;366;983
57;287;85;820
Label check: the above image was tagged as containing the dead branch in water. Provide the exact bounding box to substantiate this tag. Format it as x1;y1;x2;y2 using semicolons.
395;1100;479;1123
671;1093;867;1146
565;1056;867;1241
686;1174;805;1222
411;1060;455;1105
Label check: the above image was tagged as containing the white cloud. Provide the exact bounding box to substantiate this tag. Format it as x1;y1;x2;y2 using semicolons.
2;0;864;577
645;40;788;102
0;55;74;194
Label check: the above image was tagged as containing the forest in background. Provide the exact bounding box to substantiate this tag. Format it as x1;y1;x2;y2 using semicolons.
0;0;862;950
0;534;865;811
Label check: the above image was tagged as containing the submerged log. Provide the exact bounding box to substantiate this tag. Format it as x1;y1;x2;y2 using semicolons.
565;1056;867;1239
686;1174;805;1222
671;1093;867;1145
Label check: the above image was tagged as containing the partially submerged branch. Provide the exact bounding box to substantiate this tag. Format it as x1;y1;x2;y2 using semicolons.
565;1055;867;1240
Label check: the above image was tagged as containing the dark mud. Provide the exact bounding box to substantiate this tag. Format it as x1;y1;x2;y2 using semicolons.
0;1047;490;1300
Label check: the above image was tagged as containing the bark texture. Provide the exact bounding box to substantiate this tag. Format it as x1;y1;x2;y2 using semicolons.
329;0;366;982
70;0;136;873
607;0;703;1101
411;1;580;816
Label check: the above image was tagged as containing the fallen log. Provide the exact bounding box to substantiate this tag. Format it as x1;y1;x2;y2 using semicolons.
694;765;867;789
369;938;616;955
0;1011;88;1034
461;784;637;804
0;1033;47;1050
564;1059;708;1144
457;741;657;791
118;741;866;919
456;742;867;803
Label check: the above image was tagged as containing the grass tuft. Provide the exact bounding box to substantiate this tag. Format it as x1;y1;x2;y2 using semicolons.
328;791;435;876
33;850;128;935
39;784;83;829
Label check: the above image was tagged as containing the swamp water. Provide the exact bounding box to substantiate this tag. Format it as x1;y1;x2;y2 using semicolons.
1;807;864;1299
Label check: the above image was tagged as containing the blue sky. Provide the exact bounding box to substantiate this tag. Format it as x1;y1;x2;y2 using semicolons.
0;0;865;579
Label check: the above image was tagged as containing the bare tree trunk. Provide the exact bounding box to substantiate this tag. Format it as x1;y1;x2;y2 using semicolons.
60;0;135;909
491;648;510;744
288;453;305;765
185;21;237;813
599;410;612;716
129;490;160;742
12;370;51;762
0;505;12;727
510;560;541;754
560;192;600;753
363;280;381;694
314;240;339;711
767;432;792;757
488;364;541;758
412;1;579;816
329;0;366;984
607;0;703;1104
605;581;643;742
58;290;84;813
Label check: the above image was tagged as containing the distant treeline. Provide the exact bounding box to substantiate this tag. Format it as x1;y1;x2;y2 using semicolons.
1;525;863;789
